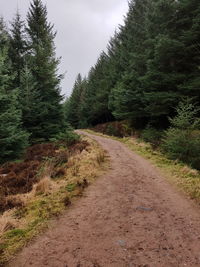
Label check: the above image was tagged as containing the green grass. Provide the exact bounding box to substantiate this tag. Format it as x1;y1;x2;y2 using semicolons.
85;129;200;201
0;189;68;265
66;183;76;192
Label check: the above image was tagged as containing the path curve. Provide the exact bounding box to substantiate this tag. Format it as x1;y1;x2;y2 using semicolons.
9;131;200;267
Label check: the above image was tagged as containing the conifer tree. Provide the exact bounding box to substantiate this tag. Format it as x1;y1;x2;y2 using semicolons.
9;11;26;88
65;74;86;128
0;17;9;50
0;17;13;91
0;45;28;163
109;0;149;126
81;52;114;125
176;0;200;102
19;63;42;137
26;0;64;141
141;0;183;125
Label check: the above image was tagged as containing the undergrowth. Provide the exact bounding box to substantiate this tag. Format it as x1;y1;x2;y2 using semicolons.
0;136;108;265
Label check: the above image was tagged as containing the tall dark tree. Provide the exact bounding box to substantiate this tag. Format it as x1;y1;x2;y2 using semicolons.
141;0;184;126
175;0;200;101
65;74;86;128
0;38;28;163
19;63;42;135
109;0;149;126
0;17;9;50
81;52;114;125
9;11;26;88
26;0;64;141
0;17;14;93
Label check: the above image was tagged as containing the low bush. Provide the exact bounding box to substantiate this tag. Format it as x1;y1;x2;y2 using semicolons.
105;124;121;136
141;127;163;148
162;100;200;170
93;121;133;137
52;128;80;146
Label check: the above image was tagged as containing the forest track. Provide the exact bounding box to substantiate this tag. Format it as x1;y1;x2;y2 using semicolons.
8;131;200;267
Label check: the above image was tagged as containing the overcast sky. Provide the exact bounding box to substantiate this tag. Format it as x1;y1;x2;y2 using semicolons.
0;0;128;96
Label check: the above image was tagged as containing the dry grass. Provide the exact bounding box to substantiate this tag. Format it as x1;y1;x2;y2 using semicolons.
34;177;54;195
0;210;19;236
0;136;108;265
96;150;106;165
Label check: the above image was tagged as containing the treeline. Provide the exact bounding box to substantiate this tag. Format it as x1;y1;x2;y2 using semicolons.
65;0;200;129
0;0;65;163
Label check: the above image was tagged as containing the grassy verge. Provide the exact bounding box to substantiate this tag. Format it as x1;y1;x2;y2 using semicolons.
0;136;108;265
85;130;200;201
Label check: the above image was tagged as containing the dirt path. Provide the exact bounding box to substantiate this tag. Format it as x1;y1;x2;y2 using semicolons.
9;131;200;267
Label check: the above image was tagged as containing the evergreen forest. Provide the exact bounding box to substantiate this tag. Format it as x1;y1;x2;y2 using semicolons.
0;0;66;163
65;0;200;169
66;0;200;129
1;0;200;169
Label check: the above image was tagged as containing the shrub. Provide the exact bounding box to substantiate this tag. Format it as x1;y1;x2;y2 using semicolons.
106;124;119;136
52;127;80;146
141;127;163;148
162;100;200;170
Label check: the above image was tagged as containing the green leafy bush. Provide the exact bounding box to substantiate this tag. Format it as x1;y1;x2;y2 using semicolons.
162;100;200;170
51;124;80;146
141;127;163;148
105;124;121;136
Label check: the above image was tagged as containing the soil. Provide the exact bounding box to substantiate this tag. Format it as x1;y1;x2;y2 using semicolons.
8;131;200;267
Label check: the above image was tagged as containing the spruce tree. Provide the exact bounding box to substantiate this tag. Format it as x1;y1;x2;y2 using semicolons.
26;0;64;141
0;45;28;163
81;52;114;125
0;17;15;93
9;11;26;89
65;74;86;128
19;63;43;137
0;17;9;50
109;0;149;126
176;0;200;102
141;0;183;126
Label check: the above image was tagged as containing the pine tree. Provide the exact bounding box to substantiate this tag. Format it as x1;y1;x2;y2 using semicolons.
0;17;15;94
65;74;86;128
175;0;200;102
9;11;26;88
19;63;43;137
0;45;28;163
109;0;149;126
81;52;114;125
141;0;183;126
0;17;9;50
26;0;64;141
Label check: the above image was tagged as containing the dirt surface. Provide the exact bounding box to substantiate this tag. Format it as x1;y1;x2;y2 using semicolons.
8;131;200;267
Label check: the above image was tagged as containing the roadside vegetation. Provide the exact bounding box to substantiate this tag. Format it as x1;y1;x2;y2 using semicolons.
0;1;109;264
86;101;200;203
0;134;107;265
87;128;200;200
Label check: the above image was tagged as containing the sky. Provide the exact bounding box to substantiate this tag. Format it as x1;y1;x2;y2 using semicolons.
0;0;129;96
